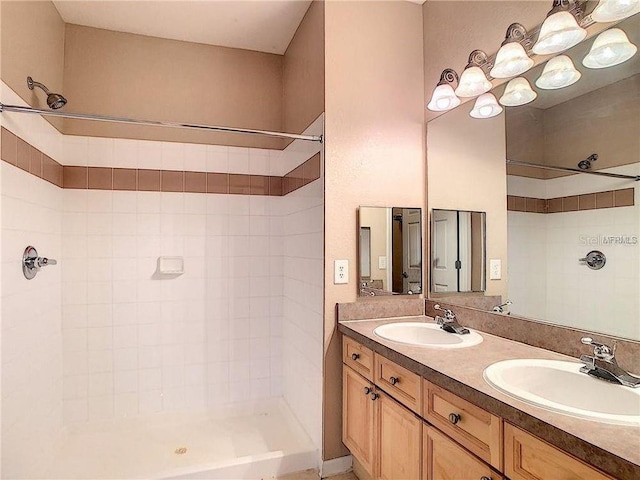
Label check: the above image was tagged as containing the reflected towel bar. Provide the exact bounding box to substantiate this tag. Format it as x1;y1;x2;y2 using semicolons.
507;159;640;181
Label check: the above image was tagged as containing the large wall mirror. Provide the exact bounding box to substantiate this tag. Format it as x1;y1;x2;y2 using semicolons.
359;207;422;296
427;13;639;341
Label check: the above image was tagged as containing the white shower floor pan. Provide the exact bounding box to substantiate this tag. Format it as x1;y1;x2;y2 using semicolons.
46;399;317;480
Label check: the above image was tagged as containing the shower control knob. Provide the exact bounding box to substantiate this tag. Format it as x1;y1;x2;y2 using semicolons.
448;413;461;425
389;376;399;385
351;353;360;361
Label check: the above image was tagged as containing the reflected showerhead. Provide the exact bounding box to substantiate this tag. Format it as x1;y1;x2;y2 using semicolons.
27;76;67;110
578;153;598;170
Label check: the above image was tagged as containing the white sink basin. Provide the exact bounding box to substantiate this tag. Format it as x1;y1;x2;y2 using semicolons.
484;359;640;426
373;322;483;348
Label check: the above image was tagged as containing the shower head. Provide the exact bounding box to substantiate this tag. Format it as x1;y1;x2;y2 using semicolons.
27;76;67;110
578;153;598;170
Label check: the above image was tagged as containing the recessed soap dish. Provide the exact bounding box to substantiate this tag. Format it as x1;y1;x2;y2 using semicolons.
157;256;184;275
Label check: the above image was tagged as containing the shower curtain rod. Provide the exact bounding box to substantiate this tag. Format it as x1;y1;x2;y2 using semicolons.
507;159;640;181
0;103;323;143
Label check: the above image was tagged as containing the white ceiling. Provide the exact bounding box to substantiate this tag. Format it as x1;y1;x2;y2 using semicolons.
52;0;313;55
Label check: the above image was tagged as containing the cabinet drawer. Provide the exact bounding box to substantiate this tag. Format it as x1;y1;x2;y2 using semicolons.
505;423;614;480
424;425;503;480
343;336;374;381
374;353;422;414
423;381;502;470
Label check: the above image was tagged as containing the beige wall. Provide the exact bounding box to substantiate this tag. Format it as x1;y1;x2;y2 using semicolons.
1;0;65;130
427;101;508;300
283;0;325;142
323;0;425;460
62;24;284;149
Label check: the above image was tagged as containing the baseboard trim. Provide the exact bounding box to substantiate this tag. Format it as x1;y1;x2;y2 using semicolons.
320;455;353;478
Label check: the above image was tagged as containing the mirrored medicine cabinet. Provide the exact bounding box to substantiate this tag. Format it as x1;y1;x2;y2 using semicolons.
358;207;422;296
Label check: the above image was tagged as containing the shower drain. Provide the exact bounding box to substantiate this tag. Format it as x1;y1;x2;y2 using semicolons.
174;447;188;455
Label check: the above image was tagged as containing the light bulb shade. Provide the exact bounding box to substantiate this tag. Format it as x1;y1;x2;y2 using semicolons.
499;77;538;106
490;42;535;78
591;0;640;22
470;93;503;119
535;55;582;89
455;66;492;97
583;28;637;68
532;11;587;55
427;84;461;111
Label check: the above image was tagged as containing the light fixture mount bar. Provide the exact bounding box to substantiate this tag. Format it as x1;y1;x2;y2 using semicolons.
437;68;459;86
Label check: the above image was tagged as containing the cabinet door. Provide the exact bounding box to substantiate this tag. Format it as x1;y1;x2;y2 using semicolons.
424;425;502;480
377;391;422;480
343;365;376;475
505;423;614;480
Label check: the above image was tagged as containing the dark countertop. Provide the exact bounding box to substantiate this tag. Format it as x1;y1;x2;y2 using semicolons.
339;316;640;480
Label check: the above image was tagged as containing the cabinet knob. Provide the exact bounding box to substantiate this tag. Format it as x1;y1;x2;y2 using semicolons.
389;376;399;385
351;353;360;361
364;387;371;395
480;477;492;480
448;413;461;425
369;392;379;401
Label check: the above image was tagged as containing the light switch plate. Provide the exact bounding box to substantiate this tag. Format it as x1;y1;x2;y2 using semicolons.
489;259;501;280
334;259;349;284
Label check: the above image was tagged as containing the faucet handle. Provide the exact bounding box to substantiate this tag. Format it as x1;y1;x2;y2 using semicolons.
434;304;456;320
581;337;616;361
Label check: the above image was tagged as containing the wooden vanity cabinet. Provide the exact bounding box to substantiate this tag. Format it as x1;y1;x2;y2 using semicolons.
504;423;615;480
423;380;502;470
424;425;503;480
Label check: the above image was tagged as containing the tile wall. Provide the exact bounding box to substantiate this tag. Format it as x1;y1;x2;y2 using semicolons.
507;166;640;339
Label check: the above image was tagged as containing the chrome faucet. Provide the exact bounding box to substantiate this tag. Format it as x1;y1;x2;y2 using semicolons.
579;337;640;388
492;300;512;313
433;304;470;335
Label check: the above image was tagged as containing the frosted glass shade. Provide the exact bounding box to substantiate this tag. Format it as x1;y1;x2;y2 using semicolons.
592;0;640;22
535;55;582;89
583;28;637;69
455;66;492;97
427;84;461;111
532;11;587;55
499;78;538;106
470;93;503;119
490;42;535;78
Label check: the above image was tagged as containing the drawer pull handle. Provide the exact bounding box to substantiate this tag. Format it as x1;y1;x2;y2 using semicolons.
351;353;360;361
364;387;371;395
370;392;379;401
448;413;461;425
389;376;399;385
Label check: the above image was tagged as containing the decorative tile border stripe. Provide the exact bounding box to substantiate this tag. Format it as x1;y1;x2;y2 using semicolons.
0;127;320;196
1;126;64;187
507;189;635;214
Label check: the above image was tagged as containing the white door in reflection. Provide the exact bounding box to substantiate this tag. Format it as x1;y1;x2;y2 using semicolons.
432;209;458;292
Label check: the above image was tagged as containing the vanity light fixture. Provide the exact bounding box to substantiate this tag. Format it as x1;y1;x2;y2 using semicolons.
583;28;638;68
490;23;535;79
427;69;462;111
532;0;587;55
455;50;493;97
591;0;640;22
535;54;582;89
470;92;503;119
499;77;538;106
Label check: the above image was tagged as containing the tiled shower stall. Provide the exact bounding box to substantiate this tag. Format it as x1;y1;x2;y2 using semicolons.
1;83;324;478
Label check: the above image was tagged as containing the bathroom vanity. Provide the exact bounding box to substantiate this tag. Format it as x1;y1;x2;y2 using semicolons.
339;316;640;480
